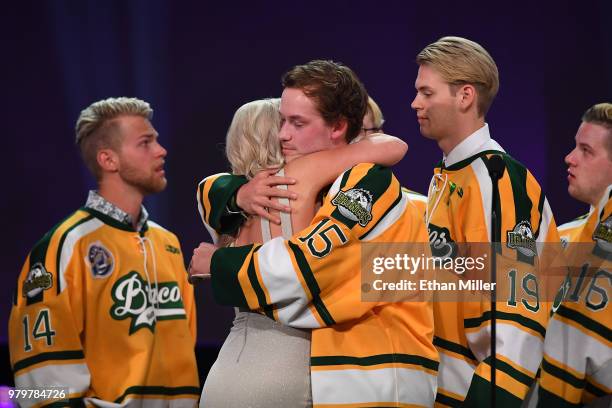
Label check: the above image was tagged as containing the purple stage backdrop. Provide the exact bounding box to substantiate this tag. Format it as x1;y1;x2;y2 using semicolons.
1;0;610;383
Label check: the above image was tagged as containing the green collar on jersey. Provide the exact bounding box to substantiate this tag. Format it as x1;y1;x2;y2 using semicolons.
436;149;507;171
81;207;150;234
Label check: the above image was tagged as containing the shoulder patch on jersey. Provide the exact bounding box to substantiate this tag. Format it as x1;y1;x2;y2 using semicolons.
560;236;569;249
507;220;536;257
331;188;373;227
593;215;612;252
86;241;115;278
165;244;181;254
22;262;53;298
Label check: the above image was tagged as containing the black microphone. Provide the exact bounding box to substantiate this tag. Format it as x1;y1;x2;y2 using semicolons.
487;155;506;181
486;154;505;408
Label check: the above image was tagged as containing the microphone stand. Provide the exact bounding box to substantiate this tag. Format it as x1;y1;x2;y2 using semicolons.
487;155;506;408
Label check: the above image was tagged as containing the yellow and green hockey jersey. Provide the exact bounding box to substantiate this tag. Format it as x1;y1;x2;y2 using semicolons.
9;204;200;407
402;187;427;220
537;185;612;406
198;163;439;407
424;129;560;407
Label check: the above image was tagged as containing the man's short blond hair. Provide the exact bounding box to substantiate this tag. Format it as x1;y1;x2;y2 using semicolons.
225;99;284;179
582;102;612;157
417;36;499;116
75;97;153;179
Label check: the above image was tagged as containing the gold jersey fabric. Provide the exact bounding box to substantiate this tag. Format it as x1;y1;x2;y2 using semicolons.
198;163;439;407
425;145;560;407
402;187;427;219
9;206;199;407
537;186;612;406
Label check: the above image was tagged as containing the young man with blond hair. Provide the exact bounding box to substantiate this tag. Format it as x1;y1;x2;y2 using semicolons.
9;97;199;407
412;36;561;406
537;103;612;406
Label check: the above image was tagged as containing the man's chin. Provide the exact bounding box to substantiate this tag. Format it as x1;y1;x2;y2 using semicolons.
419;128;436;140
142;178;167;195
567;184;588;204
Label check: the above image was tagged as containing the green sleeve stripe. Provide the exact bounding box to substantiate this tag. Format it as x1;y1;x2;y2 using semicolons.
310;353;439;371
338;166;353;190
541;358;585;389
435;391;464;406
246;247;275;319
114;386;200;403
210;245;252;308
13;350;85;372
555;304;612;342
55;214;96;294
462;372;523;407
354;164;392;205
585;380;608;398
287;241;335;326
208;175;248;234
433;336;477;361
503;155;532;223
537;386;582;408
464;310;546;338
483;355;534;387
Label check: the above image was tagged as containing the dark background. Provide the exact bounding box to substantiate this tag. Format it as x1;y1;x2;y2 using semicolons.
1;0;610;385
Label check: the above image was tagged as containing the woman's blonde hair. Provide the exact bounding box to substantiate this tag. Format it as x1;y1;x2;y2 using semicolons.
366;96;385;129
225;98;284;179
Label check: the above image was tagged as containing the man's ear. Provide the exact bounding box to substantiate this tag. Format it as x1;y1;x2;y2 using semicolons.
330;117;348;142
457;84;477;113
97;149;119;173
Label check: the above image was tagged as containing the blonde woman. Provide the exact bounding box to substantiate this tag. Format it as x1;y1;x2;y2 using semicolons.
198;98;407;407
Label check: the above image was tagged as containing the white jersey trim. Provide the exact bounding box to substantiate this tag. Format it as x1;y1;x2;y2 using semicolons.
257;237;320;328
59;218;105;292
311;367;436;406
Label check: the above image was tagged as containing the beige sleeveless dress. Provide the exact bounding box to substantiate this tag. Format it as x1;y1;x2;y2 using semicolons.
200;170;312;407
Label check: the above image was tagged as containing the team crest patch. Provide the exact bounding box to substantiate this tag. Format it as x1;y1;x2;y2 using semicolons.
593;215;612;252
86;241;115;278
507;220;536;257
331;188;373;227
22;262;53;298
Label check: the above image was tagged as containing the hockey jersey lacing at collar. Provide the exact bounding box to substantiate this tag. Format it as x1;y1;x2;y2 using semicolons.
134;235;159;319
426;172;448;229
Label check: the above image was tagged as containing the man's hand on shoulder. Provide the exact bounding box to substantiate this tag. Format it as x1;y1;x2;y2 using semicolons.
236;168;298;224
